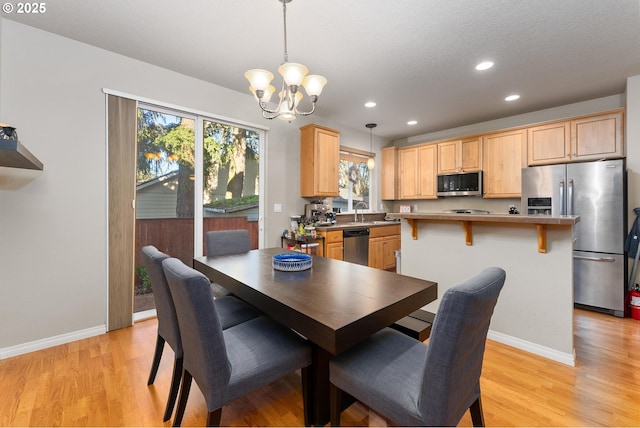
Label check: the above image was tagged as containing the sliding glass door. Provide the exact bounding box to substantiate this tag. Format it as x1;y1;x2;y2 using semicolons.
131;106;263;316
201;120;260;252
134;106;196;314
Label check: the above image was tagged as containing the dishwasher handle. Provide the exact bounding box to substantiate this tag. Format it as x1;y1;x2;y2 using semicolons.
343;228;370;237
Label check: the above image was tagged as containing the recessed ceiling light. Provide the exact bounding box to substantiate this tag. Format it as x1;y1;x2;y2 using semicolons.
475;61;494;71
505;94;520;101
407;120;418;125
365;101;376;108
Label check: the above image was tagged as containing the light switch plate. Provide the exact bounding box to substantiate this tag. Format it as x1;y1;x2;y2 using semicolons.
274;203;282;213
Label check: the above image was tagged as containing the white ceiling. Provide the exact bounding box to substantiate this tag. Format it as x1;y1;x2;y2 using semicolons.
5;0;640;140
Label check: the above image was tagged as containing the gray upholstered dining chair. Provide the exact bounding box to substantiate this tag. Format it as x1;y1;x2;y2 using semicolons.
161;257;312;427
329;267;506;427
141;246;260;422
205;229;252;298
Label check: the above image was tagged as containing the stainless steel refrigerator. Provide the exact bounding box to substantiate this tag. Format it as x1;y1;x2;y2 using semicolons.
521;159;627;316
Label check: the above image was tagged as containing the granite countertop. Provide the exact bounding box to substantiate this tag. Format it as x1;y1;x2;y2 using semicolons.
314;219;402;231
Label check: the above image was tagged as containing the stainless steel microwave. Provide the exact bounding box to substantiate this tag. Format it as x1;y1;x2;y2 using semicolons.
437;171;482;197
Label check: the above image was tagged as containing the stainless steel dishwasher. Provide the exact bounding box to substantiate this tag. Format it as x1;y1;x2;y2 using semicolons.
343;228;370;266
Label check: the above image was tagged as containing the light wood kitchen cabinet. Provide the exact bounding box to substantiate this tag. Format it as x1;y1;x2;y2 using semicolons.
527;110;624;165
570;111;624;161
381;146;397;200
300;124;340;197
318;230;343;261
437;138;481;174
527;121;571;165
368;225;401;270
398;144;437;199
483;129;526;198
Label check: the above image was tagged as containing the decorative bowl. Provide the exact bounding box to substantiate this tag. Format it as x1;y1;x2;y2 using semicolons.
272;253;313;271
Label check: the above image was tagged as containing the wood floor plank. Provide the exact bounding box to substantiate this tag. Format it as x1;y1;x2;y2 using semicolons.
0;309;639;426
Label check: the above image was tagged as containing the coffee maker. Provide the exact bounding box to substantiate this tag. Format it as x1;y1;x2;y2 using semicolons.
305;200;333;225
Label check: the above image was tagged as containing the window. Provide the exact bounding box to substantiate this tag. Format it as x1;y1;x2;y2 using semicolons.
332;148;372;213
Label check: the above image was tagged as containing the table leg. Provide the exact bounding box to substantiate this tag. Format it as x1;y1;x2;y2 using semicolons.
309;345;331;425
309;345;355;426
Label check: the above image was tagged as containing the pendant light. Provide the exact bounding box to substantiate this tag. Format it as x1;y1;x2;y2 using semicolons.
366;123;377;170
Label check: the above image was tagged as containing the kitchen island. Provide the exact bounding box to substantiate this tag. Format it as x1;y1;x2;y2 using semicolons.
387;212;580;366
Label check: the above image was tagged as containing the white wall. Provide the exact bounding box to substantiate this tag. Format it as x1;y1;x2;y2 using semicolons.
626;76;640;229
0;20;381;353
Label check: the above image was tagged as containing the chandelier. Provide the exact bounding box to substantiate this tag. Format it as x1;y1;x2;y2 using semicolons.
244;0;327;121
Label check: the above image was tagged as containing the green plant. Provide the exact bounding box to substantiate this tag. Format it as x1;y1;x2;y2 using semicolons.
205;194;259;209
136;265;152;294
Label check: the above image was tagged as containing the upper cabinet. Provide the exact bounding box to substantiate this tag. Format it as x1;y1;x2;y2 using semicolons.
571;111;624;161
300;124;340;197
437;138;481;174
483;129;526;198
398;144;437;199
381;146;398;200
527;122;571;165
528;110;624;165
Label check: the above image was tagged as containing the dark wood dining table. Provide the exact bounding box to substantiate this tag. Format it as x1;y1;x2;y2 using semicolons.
193;247;437;425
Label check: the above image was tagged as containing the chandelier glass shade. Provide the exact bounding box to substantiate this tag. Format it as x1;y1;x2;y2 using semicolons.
244;0;327;120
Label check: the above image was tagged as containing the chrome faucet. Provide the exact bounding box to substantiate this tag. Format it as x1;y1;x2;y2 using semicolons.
354;201;368;222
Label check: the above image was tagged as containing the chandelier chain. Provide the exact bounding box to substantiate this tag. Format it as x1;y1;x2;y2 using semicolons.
282;0;288;63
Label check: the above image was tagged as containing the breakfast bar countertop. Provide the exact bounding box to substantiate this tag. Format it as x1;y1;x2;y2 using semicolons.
386;212;580;225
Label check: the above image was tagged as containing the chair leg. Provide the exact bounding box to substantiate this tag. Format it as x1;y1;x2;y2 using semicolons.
206;409;222;427
469;395;485;427
147;334;165;385
172;369;192;427
329;383;342;427
300;366;311;427
163;356;183;422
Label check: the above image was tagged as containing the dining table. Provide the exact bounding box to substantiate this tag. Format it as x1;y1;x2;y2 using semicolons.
193;247;438;425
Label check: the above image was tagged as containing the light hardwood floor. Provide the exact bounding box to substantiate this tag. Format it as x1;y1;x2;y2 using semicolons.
1;309;639;426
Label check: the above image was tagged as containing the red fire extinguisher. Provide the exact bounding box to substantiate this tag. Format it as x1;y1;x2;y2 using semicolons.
630;285;640;321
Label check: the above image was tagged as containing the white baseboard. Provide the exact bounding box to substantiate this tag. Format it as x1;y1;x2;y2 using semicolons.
488;330;576;367
0;325;107;360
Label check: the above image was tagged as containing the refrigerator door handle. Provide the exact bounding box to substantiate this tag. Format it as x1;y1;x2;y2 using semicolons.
567;178;574;215
573;255;616;262
559;179;565;215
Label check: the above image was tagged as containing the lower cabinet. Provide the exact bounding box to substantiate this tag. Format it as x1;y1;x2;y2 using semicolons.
318;230;343;261
368;225;401;270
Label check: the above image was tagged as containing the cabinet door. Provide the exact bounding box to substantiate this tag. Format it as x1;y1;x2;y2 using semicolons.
300;124;340;197
483;129;526;198
326;242;343;261
315;128;340;195
398;147;418;199
382;236;400;270
417;145;437;199
368;237;385;269
381;147;397;200
527;121;571;165
437;140;459;174
460;138;481;171
571;112;624;161
438;139;480;173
